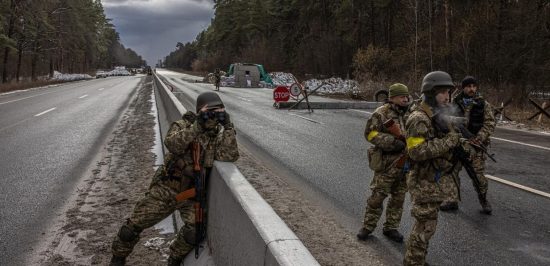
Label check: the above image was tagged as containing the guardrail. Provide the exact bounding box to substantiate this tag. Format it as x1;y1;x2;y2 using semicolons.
152;74;319;266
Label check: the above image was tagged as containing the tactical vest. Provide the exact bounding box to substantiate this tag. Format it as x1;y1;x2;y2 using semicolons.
467;100;485;135
455;93;485;135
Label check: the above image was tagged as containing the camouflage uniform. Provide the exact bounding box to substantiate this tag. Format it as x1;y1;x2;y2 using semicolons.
362;103;409;233
404;102;461;266
111;111;239;261
441;92;496;204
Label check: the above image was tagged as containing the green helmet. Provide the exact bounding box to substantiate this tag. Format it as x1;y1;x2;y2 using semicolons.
196;91;224;112
421;71;454;93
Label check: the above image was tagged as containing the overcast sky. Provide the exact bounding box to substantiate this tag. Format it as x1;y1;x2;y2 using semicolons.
102;0;215;66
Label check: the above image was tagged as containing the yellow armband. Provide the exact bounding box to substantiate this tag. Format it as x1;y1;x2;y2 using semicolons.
367;130;379;141
406;137;425;149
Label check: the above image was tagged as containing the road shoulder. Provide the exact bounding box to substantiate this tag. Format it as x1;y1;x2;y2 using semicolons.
29;77;175;265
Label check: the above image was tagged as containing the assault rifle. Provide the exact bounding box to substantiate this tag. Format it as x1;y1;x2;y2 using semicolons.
433;113;482;194
173;142;207;258
383;119;407;168
192;141;207;258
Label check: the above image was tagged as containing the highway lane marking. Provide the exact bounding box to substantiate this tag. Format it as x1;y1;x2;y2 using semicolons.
491;137;550;151
486;174;550;199
348;109;373;115
34;107;56;117
78;94;88;99
0;90;61;105
237;96;252;102
288;113;324;124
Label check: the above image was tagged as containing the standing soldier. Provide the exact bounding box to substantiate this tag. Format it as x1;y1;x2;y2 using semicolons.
357;83;411;243
439;76;495;214
110;92;239;266
404;71;462;266
214;68;221;91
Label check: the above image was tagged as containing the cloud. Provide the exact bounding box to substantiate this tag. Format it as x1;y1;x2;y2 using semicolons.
102;0;214;65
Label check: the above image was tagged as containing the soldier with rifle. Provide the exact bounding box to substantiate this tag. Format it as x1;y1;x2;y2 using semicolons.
110;92;239;266
439;76;496;214
403;71;466;265
357;83;411;243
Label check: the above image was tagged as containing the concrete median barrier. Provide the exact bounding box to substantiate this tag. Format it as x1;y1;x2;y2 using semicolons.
153;74;319;266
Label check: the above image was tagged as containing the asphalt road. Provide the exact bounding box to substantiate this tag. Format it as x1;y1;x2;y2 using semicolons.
157;69;550;265
0;76;142;265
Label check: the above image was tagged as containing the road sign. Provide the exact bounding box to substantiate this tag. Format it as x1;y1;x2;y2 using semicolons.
273;86;290;102
290;83;302;96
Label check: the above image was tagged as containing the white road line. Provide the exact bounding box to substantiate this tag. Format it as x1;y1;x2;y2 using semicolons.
348;109;373;115
491;137;550;151
98;88;104;91
486;174;550;199
34;107;56;117
237;96;252;102
0;90;60;105
79;94;88;99
288;113;323;124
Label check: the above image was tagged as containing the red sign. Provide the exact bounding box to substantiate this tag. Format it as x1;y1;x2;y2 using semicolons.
273;86;290;102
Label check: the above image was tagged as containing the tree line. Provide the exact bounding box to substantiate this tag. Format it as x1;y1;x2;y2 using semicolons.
164;0;550;96
0;0;145;84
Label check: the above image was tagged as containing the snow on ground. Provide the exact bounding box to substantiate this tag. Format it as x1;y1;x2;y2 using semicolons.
270;72;359;94
303;77;359;94
270;72;297;87
52;71;92;81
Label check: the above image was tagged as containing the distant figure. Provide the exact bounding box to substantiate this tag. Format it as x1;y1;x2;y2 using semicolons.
214;68;221;91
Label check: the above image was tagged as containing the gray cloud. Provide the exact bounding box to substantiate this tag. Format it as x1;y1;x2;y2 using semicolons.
103;0;214;65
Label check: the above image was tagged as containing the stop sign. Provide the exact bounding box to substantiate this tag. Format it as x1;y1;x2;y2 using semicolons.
273;86;290;102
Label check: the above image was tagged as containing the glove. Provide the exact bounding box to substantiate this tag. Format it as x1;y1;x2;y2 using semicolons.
445;132;461;148
216;111;233;129
391;139;406;152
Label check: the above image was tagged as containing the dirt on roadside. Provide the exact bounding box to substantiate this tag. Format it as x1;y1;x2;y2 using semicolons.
31;76;175;266
234;150;384;266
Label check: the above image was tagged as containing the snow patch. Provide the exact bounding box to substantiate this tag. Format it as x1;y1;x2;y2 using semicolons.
143;237;166;251
52;71;92;81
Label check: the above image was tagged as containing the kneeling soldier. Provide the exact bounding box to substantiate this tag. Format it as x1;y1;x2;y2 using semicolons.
110;92;239;266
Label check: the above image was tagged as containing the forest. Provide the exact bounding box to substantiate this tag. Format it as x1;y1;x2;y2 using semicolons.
0;0;145;84
164;0;550;96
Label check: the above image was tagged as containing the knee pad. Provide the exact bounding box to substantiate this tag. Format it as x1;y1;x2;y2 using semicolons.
118;223;141;242
183;230;196;245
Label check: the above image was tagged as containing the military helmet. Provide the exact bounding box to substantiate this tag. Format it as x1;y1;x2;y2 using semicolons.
196;91;224;112
421;71;454;93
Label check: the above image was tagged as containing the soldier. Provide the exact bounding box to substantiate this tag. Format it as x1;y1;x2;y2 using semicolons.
110;92;239;266
439;76;495;214
357;83;411;243
214;68;221;91
404;71;462;266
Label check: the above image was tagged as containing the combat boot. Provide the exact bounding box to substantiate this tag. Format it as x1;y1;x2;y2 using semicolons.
382;229;404;243
439;201;459;211
167;255;183;266
356;228;372;241
109;255;126;266
478;193;492;215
